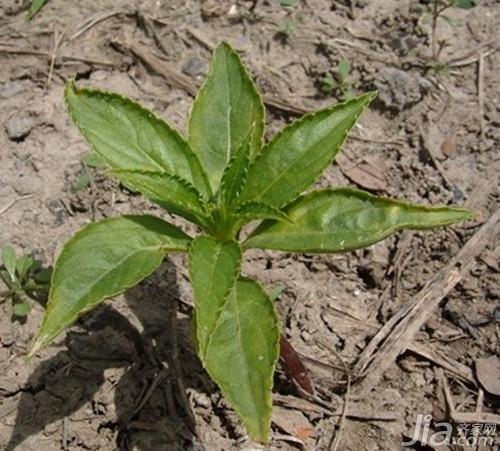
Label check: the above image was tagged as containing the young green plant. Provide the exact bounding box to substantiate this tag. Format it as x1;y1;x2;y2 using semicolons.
420;0;477;66
320;59;354;100
28;43;473;443
1;246;51;318
27;0;50;20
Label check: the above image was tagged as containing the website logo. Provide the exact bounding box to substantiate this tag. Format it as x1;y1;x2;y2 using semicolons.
402;414;497;447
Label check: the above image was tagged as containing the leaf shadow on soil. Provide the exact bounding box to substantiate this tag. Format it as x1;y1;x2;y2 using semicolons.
6;259;206;451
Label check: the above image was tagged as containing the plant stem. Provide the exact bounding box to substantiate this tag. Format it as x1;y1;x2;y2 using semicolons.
431;0;452;63
207;207;237;242
431;0;439;61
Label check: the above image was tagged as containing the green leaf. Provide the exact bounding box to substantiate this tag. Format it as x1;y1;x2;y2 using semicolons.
440;14;461;26
2;246;17;282
0;269;12;287
81;152;108;168
233;201;292;227
28;215;190;357
27;0;49;20
34;268;52;284
203;277;279;443
244;188;474;252
220;139;251;206
420;12;433;25
280;0;296;6
268;284;286;301
188;43;265;192
452;0;476;9
240;92;376;208
189;236;241;359
110;169;208;226
70;172;91;193
321;75;338;93
16;255;34;280
342;88;355;101
337;59;351;79
13;301;31;317
65;80;211;198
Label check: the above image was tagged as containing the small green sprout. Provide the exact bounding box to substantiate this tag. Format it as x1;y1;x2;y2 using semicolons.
1;246;51;318
27;43;473;443
320;59;355;100
70;171;92;193
276;18;298;41
419;0;477;64
27;0;50;20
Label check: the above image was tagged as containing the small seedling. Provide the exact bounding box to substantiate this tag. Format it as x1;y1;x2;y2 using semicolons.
70;154;108;193
275;9;303;42
28;43;473;443
420;0;477;65
70;170;92;193
320;59;355;100
27;0;50;20
1;246;51;318
276;18;298;41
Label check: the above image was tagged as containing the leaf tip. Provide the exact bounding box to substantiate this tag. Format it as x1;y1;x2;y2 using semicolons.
363;90;378;104
64;78;80;111
217;41;235;53
214;41;242;62
432;205;477;225
64;77;77;93
453;207;477;222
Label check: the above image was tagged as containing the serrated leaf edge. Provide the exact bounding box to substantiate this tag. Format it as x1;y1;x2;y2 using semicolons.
242;91;377;208
64;80;212;199
220;142;251;205
233;200;293;226
204;276;280;443
28;215;191;358
186;43;266;179
188;237;242;361
110;168;209;218
243;187;475;252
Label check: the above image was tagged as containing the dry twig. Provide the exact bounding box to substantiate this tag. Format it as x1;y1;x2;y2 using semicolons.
273;393;398;422
477;52;486;144
445;40;498;68
185;27;215;51
0;194;36;215
313;340;353;451
329;368;351;450
114;37;309;116
123;367;168;423
47;28;66;87
113;37;197;95
0;46;115;66
69;10;124;41
439;369;500;426
353;209;500;395
418;119;454;189
329;375;350;451
321;290;476;384
408;342;475;384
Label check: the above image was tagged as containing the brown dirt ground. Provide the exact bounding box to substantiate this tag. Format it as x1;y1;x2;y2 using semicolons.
1;0;499;450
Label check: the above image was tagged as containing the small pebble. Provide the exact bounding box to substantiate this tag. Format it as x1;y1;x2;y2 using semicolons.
374;68;431;111
181;57;206;77
0;80;25;99
45;198;67;226
4;115;33;141
193;392;211;408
